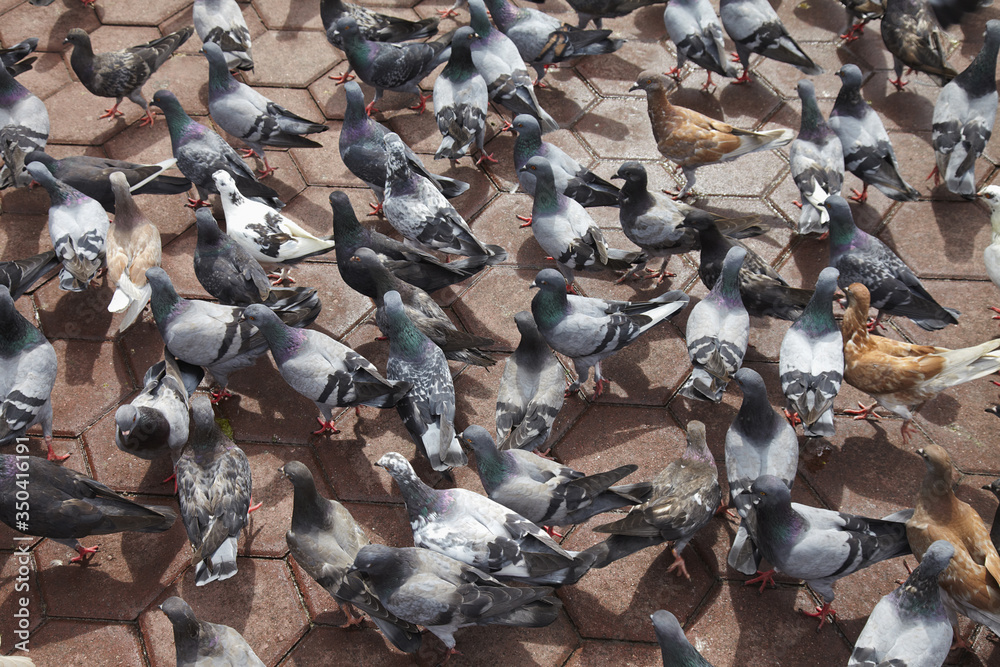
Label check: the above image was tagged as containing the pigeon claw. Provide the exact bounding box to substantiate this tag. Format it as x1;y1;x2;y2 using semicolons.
368;201;383;216
784;408;802;427
839;23;864;41
210;388;233;404
732;70;752;85
46;438;70;462
328;72;356;85
313;417;341;436
98;104;124;120
792;200;803;209
476;151;498;165
744;569;777;593
844;401;881;421
666;549;691;580
664;66;681;81
499;119;513;133
437;7;459;17
900;420;917;445
848;184;868;203
517;214;532;227
71;544;99;563
888;76;909;92
337;602;367;627
364;100;379;116
927;165;940;187
593;377;611;397
186;198;212;209
138;110;158;128
542;525;564;539
248;497;263;513
409;92;432;114
700;72;717;93
241;148;259;159
802;602;836;630
990;306;1000;320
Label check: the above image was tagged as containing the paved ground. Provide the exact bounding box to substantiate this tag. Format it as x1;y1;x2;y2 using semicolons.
1;0;999;664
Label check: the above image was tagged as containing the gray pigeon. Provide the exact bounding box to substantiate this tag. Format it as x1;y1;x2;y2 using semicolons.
0;38;38;77
377;451;594;584
0;250;58;300
64;27;193;127
0;452;176;562
192;208;271;306
590;420;721;579
280;461;423;653
663;0;737;90
242;303;411;435
826;195;959;330
982;476;1000;551
848;540;954;667
745;474;912;629
931;20;1000;198
651;610;715;666
680;246;749;403
495;311;565;452
321;0;438;54
779;267;844;439
0;285;60;461
176;394;256;586
789;80;844;235
350;543;562;656
567;0;666;29
203;42;327;178
530;268;690;396
829;64;920;203
719;0;823;82
0;46;48;156
434;28;490;164
193;0;254;72
160;597;265;666
382;291;467;471
27;162;109;293
881;0;957;90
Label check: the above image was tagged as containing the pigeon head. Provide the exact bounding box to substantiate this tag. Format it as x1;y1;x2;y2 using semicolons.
916;444;957;491
983;477;1000;498
749;474;792;507
241;303;281;328
520;156;556;196
351;247;397;295
843;282;871;318
977;185;1000;213
835;64;863;90
383;133;411;181
150;90;192;138
159;596;199;633
797;79;830;138
796;79;816;100
513;310;543;340
797;267;840;331
630;71;677;96
650;610;704;665
529;268;567;292
448;27;478;67
279;460;317;491
459;425;498;456
110;171;142;221
24;150;55;170
63;28;92;50
189;394;221;441
468;0;493;35
822;195;856;246
150;89;182;112
376;451;416;481
512;113;541;138
194;208;224;245
333;17;362;45
25;161;56;189
146;267;184;324
114;404;140;438
682;420;713;464
202;42;237;92
913;540;955;580
328;191;364;246
352;544;399;578
718;246;746;293
212;169;240;201
613;161;646;185
459;425;505;484
677;209;716;231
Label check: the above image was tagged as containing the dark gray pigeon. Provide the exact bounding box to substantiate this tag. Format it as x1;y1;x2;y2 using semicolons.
0;58;48;188
826;195;959;330
0;38;38;77
567;0;666;29
982;477;1000;551
829;64;920;203
160;597;264;666
203;42;327;178
789;80;844;235
848;539;954;667
745;474;912;629
321;0;438;55
663;0;737;90
377;451;595;584
176;394;257;586
881;0;957;90
0;452;176;562
931;20;1000;198
651;610;715;666
719;0;823;83
382;292;467;471
495;311;565;452
280;461;423;653
193;0;254;72
193;208;270;306
350;543;562;656
590;420;721;579
150;89;283;209
0;249;58;299
779;267;844;439
434;27;490;164
530;268;689;396
64;27;193;127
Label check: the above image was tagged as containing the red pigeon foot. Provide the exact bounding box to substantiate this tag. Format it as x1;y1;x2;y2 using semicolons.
900;420;917;445
865;316;886;332
409;92;432;114
241;148;258;159
257;162;277;179
329;72;356;84
593;377;611;397
664;66;681;81
566;283;578;295
889;77;909;92
186;198;212;209
802;602;836;630
268;272;295;286
248;497;263;513
210;388;233;404
715;500;737;519
792;200;803;209
138;110;158;128
744;569;777;593
927;165;940;187
784;408;801;427
542;525;563;539
989;306;1000;320
848;184;869;203
666;549;691;579
71;544;99;563
844;401;881;421
476;151;497;165
364;100;379;116
733;71;752;84
437;7;458;17
98;104;124;120
46;439;70;462
701;73;716;93
499;119;513;132
368;201;383;216
313;417;341;435
337;602;366;627
533;448;555;460
518;214;532;227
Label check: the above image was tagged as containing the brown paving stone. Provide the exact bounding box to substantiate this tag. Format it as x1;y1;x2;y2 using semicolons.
442;611;579;666
575;97;660;161
0;2;102;54
34;274;118;340
49;339;132;437
46;82;144;144
0;549;44;640
279;624;415;665
22;621;146;666
95;0;192;26
15;50;73;101
146;51;210;117
243;29;337;88
255;0;325;31
563;638;662;667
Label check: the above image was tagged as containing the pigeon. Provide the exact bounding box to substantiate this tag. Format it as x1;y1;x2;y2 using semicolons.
434;27;490;164
0;250;58;300
778;267;844;439
930;20;1000;198
590;420;721;579
467;0;558;132
530;268;690;396
983;476;1000;552
519;155;644;287
719;0;823;82
176;394;256;586
160;597;265;666
320;0;438;54
906;444;1000;638
460;425;649;529
27;162;110;293
746;474;912;628
829;64;920;203
105;172;161;332
662;0;738;91
979;186;1000;314
281;461;423;652
0;61;48;188
789;79;844;235
0;285;60;462
651;610;715;666
840;282;1000;443
203;42;327;178
837;0;884;41
242;303;411;435
382;132;494;259
114;350;202;462
63;27;194;127
929;0;990;27
376;451;594;584
192;208;270;306
350;543;562;656
193;0;254;72
332;16;450;115
495;311;565;452
681;210;812;321
512;114;619;209
0;452;177;562
565;0;667;29
145;266;318;403
631;72;794;197
0;38;38;77
382;291;466;471
482;0;624;83
212;169;334;283
22;151;192;213
881;0;957;91
680;246;749;402
340;81;469;209
329;191;498;295
848;539;954;667
352;248;497;368
826;195;958;330
150;89;283;209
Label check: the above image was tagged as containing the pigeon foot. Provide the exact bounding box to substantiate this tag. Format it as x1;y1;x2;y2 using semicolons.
98;104;124;121
328;72;356;84
138;110;158;127
248;497;263;513
368;201;383;216
45;437;70;462
927;165;940;187
517;214;532;227
666;549;691;580
745;569;776;593
802;601;836;630
844;401;880;421
210;388;233;404
71;544;99;563
848;184;868;203
664;66;681;81
476;151;498;165
313;417;341;435
186;198;212;209
783;408;801;427
409;91;432;114
437;7;459;17
889;77;909;92
542;525;563;539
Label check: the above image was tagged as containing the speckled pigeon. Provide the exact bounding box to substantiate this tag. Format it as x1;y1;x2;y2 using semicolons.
193;0;254;72
826;195;959;330
105;172;161;332
719;0;822;82
434;27;490;164
790;80;844;235
663;0;737;90
881;0;957;90
0;250;57;300
160;597;265;666
0;58;48;188
651;610;715;666
0;38;38;77
321;0;438;53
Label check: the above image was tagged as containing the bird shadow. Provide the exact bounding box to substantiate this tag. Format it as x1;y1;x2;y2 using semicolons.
929;198;989;267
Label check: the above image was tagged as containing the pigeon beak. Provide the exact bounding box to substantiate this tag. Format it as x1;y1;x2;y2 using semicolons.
346;564;359;573
62;37;70;45
529;280;540;289
517;165;529;173
278;465;286;476
917;448;926;458
120;429;130;437
349;256;361;263
628;83;640;92
610;174;623;181
983;485;992;491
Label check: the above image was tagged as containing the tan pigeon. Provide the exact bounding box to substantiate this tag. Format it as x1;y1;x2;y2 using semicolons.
105;172;161;332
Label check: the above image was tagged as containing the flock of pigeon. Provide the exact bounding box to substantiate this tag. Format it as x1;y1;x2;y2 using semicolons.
2;0;1000;664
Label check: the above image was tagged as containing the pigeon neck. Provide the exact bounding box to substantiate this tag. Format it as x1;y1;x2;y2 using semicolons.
682;439;715;467
258;316;304;364
796;277;837;334
513;132;542;169
341;32;372;66
149;282;186;329
469;6;494;37
471;444;509;494
695;224;728;260
331;209;366;259
958;33;1000;97
170;618;202;664
531;171;560;213
395;471;442;519
386;310;428;360
159;100;197;148
840;293;871;351
112;189;144;229
917;466;961;523
0;303;39;357
619;176;653;211
756;498;803;555
735;388;779;440
895;567;946;618
531;289;567;331
833;84;865;117
827;210;859;255
798;90;833;141
713;257;742;304
207;56;239;95
483;0;518;31
514;322;548;362
68;40;95;78
0;65;26;104
370;261;403;299
290;479;326;529
443;42;477;82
